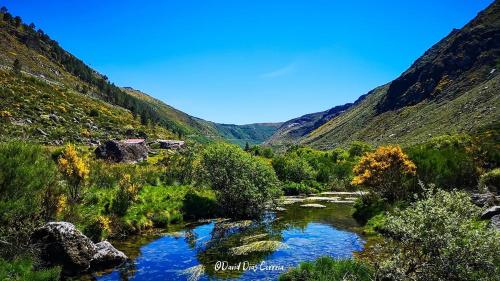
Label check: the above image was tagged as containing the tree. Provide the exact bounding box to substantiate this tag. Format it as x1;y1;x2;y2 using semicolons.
244;142;250;152
29;22;35;30
0;7;7;13
12;59;21;74
57;144;89;202
198;142;282;218
13;15;21;27
373;188;500;280
352;145;416;201
272;154;315;183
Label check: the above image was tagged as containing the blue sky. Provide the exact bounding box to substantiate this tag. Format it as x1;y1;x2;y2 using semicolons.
2;0;494;124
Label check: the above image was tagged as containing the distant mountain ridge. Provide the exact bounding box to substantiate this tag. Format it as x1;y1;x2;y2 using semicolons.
267;1;500;149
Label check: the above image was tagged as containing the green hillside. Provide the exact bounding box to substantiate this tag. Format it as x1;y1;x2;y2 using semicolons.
268;1;500;149
0;9;276;145
215;122;282;147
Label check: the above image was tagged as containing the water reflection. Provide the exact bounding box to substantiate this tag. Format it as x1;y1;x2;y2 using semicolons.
93;201;364;281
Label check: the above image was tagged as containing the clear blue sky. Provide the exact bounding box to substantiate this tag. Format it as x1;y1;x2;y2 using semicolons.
2;0;494;124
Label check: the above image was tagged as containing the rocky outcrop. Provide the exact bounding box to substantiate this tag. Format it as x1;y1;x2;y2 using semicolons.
481;206;500;220
30;222;97;275
471;192;497;207
95;140;148;163
91;241;128;270
31;222;128;275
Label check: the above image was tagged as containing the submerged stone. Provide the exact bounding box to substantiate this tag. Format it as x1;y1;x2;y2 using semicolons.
300;203;326;208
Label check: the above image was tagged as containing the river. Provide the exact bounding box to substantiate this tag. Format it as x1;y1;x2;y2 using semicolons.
91;193;365;281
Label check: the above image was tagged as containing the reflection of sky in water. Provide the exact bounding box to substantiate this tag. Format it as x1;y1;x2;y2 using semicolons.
96;208;364;281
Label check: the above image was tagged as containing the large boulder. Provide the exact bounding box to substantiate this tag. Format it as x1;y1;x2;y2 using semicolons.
91;241;128;270
481;206;500;220
95;140;148;163
30;222;97;275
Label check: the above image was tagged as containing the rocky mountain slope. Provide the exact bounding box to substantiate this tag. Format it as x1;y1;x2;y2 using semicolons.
0;8;278;145
268;1;500;149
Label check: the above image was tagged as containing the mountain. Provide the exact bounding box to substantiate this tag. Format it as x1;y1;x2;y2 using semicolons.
264;95;368;148
268;1;500;149
0;8;275;145
215;122;282;147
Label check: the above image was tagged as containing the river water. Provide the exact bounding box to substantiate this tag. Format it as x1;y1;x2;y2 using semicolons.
93;196;365;281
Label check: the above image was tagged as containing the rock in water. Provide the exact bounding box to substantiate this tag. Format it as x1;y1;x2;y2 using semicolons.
95;140;148;163
30;222;97;275
91;241;128;270
300;203;326;208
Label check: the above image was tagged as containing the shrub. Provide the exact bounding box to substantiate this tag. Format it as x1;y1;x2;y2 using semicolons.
279;257;373;281
352;145;416;202
182;189;218;220
374;188;500;281
272;154;315;183
123;185;188;233
0;143;61;258
110;174;139;216
352;193;388;224
57;144;89;202
199;142;282;219
408;135;480;189
282;182;314;195
479;168;500;194
161;144;199;185
347;141;372;158
0;257;61;281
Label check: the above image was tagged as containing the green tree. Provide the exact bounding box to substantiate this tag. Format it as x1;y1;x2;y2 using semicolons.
272;154;315;183
198;142;282;218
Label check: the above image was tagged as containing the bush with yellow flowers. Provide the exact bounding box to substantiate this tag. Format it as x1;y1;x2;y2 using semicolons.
352;145;416;201
58;144;89;202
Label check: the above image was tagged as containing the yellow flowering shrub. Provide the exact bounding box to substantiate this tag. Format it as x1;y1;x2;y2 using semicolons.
58;144;89;202
352;145;416;201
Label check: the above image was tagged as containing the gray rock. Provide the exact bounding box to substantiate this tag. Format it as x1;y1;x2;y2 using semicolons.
491;215;500;230
49;114;59;122
91;241;127;270
95;140;148;163
471;193;496;207
481;206;500;220
30;222;97;275
300;203;326;208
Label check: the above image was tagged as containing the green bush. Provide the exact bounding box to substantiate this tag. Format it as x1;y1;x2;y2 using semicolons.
161;144;199;185
352;193;388;224
279;257;373;281
272;154;315;183
479;168;500;194
282;182;314;195
182;189;218;220
347;141;372;158
374;188;500;281
0;142;61;258
199;142;282;219
408;135;480;189
123;185;189;233
0;257;60;281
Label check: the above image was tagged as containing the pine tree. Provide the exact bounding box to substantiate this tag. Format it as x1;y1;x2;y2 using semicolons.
244;142;250;151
